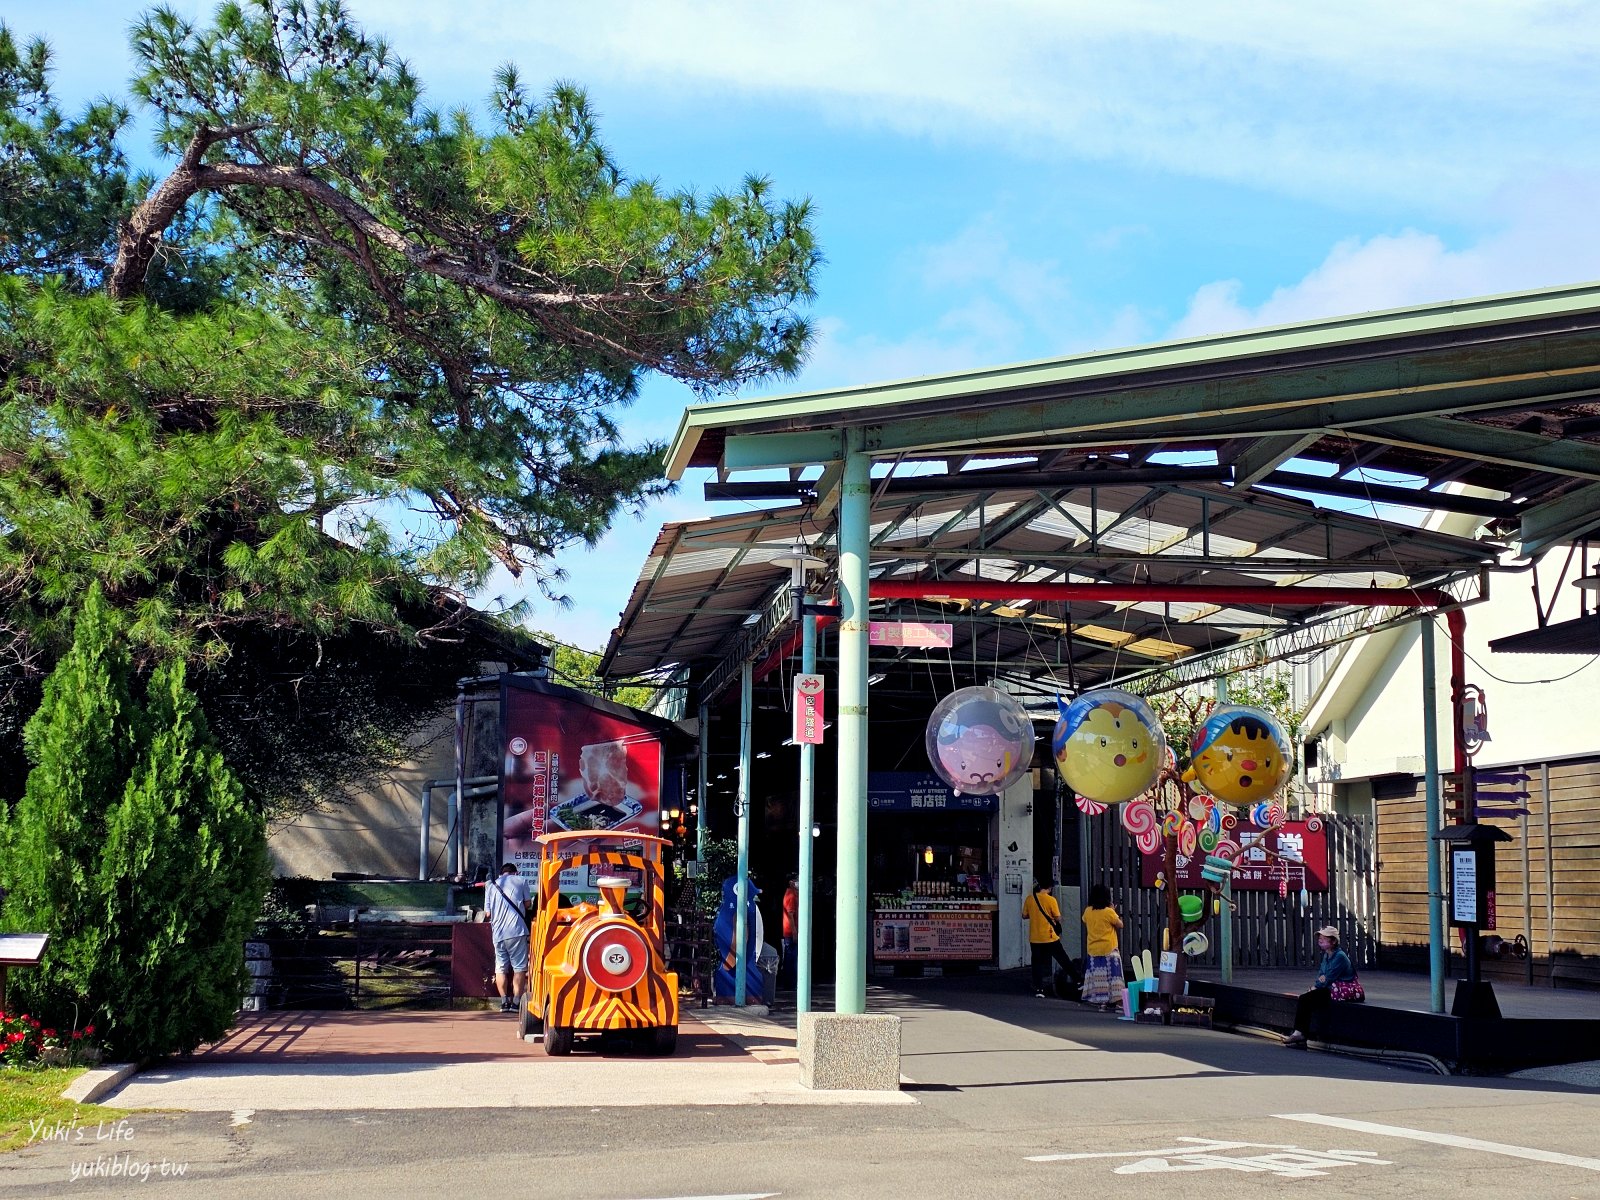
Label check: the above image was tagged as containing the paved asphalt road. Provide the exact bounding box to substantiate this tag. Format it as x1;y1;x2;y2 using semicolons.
4;973;1598;1199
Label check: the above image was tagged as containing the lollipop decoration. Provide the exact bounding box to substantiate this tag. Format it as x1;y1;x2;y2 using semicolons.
1052;689;1167;805
925;686;1034;796
1120;797;1161;855
1075;795;1108;817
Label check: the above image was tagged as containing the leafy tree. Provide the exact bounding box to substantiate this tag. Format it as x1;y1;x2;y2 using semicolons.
538;632;654;711
1;1;818;809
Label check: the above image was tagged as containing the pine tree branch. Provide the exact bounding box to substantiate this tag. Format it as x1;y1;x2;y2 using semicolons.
107;146;691;378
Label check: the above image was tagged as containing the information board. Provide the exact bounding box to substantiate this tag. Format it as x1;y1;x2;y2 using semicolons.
872;909;994;961
1451;848;1478;924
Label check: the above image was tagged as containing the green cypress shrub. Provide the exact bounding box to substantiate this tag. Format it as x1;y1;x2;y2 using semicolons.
95;659;268;1059
0;587;137;1011
1;588;269;1058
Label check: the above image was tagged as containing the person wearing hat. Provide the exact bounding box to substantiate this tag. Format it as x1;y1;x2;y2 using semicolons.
1285;925;1358;1047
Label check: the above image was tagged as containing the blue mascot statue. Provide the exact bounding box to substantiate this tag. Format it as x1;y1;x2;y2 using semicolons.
713;875;766;1003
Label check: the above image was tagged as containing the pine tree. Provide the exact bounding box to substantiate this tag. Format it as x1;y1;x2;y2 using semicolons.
2;2;820;812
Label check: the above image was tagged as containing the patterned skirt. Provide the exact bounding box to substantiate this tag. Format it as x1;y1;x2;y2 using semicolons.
1082;951;1125;1004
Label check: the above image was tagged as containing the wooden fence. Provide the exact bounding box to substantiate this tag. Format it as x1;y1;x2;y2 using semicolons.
1088;813;1377;970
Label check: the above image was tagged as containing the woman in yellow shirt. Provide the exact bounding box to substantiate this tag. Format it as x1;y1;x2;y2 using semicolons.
1022;879;1073;998
1081;884;1125;1009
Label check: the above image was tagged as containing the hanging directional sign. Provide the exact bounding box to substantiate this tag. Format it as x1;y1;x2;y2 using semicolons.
793;674;826;744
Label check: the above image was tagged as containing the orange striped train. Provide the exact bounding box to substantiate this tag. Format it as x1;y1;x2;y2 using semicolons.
519;830;679;1056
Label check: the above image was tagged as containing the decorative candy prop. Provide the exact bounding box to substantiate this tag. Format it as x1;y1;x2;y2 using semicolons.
1182;930;1209;957
1182;704;1293;806
1075;795;1108;817
1120;797;1161;854
1249;800;1289;829
1052;688;1167;804
1177;894;1204;924
925;686;1034;796
1197;827;1219;854
1161;810;1184;838
1178;820;1198;859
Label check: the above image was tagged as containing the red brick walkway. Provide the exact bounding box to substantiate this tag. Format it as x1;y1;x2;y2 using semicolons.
181;1010;748;1065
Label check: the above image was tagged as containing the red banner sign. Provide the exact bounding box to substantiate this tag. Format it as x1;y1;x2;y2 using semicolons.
1139;819;1330;892
793;673;825;745
500;683;662;875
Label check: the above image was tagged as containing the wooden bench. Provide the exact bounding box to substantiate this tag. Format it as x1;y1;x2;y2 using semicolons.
1549;953;1600;990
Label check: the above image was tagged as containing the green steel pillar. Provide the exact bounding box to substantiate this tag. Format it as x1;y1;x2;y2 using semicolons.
735;659;753;1006
1421;617;1446;1014
1216;674;1233;984
696;701;709;861
835;429;871;1014
798;600;818;1015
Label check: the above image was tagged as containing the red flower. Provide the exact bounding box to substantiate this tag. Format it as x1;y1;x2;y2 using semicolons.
83;1024;95;1036
42;1028;55;1038
71;1030;83;1040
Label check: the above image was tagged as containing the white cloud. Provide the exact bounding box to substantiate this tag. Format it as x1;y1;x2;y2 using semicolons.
786;218;1154;390
355;0;1600;213
1171;173;1600;337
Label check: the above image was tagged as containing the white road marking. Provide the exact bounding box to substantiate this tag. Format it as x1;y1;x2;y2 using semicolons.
1275;1113;1600;1172
612;1194;780;1200
1030;1136;1389;1179
229;1109;253;1127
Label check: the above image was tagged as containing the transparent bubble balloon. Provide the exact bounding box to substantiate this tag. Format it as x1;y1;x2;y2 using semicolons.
925;686;1035;796
1182;704;1293;806
1051;688;1167;805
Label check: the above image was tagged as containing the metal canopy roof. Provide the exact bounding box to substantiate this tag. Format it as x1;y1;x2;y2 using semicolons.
600;475;1491;698
604;281;1600;701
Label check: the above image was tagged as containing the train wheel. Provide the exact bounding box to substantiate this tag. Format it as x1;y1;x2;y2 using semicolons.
649;1025;678;1056
518;996;543;1039
543;1006;574;1057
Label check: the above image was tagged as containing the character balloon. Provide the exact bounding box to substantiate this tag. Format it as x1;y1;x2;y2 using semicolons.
1051;688;1167;805
1182;704;1293;806
925;686;1034;796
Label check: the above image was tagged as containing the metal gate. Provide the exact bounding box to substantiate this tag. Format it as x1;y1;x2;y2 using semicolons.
1087;813;1377;970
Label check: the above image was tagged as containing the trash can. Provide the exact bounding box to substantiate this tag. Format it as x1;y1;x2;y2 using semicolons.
758;943;780;1007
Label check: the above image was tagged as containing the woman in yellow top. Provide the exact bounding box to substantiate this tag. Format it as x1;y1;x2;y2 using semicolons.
1081;884;1125;1010
1022;879;1073;997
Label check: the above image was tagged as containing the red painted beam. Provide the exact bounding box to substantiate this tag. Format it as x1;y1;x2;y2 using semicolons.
869;580;1453;608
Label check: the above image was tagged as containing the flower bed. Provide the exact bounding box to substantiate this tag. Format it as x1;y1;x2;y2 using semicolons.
0;1011;99;1069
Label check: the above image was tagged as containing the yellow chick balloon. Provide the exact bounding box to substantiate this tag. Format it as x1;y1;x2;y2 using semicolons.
1181;704;1292;806
1052;689;1167;805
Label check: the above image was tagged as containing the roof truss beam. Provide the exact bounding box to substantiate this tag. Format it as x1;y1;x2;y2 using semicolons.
1516;482;1600;557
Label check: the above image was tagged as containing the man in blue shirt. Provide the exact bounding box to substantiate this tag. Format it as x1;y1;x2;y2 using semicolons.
484;863;533;1013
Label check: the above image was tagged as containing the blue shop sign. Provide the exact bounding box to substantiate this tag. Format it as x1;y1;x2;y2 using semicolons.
867;772;999;812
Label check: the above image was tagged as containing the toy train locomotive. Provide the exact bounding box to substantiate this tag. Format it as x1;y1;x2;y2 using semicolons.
519;830;679;1056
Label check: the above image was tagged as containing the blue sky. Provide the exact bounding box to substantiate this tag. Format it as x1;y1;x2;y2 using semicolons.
16;1;1600;651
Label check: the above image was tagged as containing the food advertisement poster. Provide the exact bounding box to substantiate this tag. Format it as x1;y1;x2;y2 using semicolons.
499;679;663;880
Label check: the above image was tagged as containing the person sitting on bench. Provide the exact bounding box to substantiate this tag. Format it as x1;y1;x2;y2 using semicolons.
1285;925;1359;1047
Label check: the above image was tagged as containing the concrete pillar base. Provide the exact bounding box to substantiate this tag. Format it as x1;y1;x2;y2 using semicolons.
798;1012;902;1091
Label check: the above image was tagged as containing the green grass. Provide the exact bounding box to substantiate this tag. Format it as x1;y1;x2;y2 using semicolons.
0;1068;133;1154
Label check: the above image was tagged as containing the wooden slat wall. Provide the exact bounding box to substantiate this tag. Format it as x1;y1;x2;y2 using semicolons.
1374;756;1600;982
1089;813;1376;971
